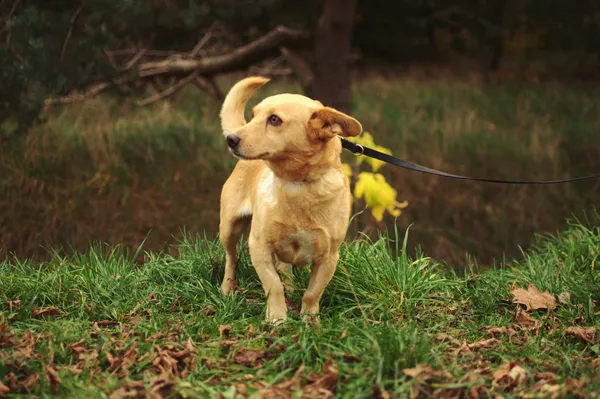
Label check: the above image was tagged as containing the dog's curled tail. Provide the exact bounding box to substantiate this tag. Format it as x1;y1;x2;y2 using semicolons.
220;76;270;135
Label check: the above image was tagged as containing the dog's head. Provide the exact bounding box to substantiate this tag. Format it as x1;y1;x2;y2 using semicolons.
220;76;362;160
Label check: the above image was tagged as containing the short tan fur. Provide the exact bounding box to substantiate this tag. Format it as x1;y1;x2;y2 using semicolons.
218;76;362;324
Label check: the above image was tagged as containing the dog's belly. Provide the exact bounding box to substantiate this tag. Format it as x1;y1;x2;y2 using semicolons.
273;230;315;266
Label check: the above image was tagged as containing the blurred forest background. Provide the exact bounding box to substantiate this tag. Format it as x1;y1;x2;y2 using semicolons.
1;0;599;266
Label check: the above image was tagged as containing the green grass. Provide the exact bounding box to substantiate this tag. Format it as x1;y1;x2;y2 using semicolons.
2;218;599;397
1;75;599;265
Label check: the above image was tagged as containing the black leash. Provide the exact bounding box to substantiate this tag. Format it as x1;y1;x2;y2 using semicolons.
340;137;600;185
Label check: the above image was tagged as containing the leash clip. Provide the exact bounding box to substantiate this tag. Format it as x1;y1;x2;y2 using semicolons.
352;144;364;156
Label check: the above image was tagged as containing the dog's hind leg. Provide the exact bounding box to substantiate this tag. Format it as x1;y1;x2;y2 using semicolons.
219;215;250;295
276;261;294;293
301;252;339;322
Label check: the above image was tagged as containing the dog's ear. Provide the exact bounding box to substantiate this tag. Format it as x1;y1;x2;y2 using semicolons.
308;107;363;141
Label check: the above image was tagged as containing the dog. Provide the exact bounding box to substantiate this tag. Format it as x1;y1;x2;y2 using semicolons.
218;76;362;324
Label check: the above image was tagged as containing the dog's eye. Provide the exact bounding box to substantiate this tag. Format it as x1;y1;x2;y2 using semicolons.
267;114;282;127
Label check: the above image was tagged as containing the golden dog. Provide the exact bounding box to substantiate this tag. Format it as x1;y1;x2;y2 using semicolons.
218;76;362;324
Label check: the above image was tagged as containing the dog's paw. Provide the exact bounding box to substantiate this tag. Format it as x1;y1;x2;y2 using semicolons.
265;312;287;326
221;278;237;295
304;314;321;329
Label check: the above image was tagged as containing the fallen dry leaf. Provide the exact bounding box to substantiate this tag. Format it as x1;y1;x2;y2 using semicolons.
45;365;61;394
5;372;17;391
403;364;448;381
109;376;176;399
234;383;249;397
373;385;392;399
535;382;563;399
514;307;541;330
152;338;197;378
234;348;267;367
510;283;556;311
557;291;571;305
219;324;232;338
564;326;599;344
302;359;338;399
3;300;21;311
32;307;64;318
21;373;40;390
170;296;182;313
468;338;499;350
493;361;529;390
485;326;516;338
535;371;557;382
0;381;10;395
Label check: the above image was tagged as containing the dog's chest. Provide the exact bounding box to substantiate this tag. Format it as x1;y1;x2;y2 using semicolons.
273;229;316;266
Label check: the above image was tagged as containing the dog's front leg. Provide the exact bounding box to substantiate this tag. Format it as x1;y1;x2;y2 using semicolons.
301;252;339;320
249;235;287;324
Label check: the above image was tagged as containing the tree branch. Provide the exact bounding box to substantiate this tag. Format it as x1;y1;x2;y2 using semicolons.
137;26;310;77
194;76;223;101
60;1;87;64
137;71;199;106
46;25;311;108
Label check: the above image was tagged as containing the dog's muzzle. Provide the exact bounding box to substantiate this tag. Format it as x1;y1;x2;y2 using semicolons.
226;134;241;150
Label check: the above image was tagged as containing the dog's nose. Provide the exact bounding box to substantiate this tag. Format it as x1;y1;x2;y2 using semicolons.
226;134;240;149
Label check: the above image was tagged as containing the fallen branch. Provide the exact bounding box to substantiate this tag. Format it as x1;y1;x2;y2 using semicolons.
123;49;147;70
137;26;310;77
137;71;199;106
44;82;108;107
45;25;312;108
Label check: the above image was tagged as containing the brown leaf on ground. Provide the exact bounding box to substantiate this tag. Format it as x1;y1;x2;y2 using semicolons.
234;382;249;397
533;382;563;399
514;308;541;330
274;365;304;391
96;320;119;326
109;377;176;399
152;338;197;378
485;327;516;338
3;300;21;311
467;385;487;399
302;359;338;399
510;284;556;311
109;380;145;399
535;371;558;382
234;348;267;367
492;361;528;390
564;326;599;344
69;339;99;373
21;373;40;390
0;381;10;395
403;364;448;381
219;324;232;338
246;324;257;340
6;331;42;363
434;333;461;346
452;338;499;356
32;306;64;318
170;296;182;313
105;341;139;378
45;365;61;394
373;385;392;399
468;338;499;350
557;291;571;305
5;373;17;391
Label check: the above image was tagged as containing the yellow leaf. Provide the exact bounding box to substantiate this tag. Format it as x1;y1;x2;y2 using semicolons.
354;172;408;222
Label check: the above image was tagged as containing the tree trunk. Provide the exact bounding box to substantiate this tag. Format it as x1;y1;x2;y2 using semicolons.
308;0;358;113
